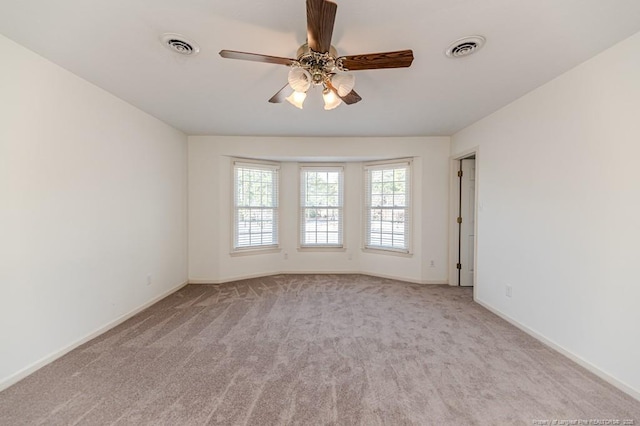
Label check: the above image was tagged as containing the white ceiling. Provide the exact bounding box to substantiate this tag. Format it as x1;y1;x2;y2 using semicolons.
1;0;640;137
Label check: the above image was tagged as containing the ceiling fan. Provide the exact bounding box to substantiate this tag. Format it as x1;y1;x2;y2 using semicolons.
219;0;414;110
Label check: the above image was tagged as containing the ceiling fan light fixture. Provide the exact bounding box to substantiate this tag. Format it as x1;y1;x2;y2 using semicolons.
323;89;342;110
331;73;355;97
219;0;414;109
288;67;312;92
286;91;307;109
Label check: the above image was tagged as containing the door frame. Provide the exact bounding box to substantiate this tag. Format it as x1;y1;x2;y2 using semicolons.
448;147;479;291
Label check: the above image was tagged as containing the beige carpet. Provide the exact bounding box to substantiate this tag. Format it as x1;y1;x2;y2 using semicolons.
1;274;638;425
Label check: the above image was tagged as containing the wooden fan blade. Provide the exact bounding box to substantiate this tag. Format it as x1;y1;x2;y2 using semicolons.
326;80;362;105
340;89;362;105
340;50;414;71
306;0;337;53
268;84;293;103
219;50;295;66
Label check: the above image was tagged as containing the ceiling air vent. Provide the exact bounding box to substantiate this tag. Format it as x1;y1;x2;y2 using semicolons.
161;33;200;56
445;36;485;58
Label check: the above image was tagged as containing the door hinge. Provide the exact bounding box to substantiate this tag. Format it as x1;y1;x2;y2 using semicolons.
456;263;462;270
457;170;463;177
457;216;462;224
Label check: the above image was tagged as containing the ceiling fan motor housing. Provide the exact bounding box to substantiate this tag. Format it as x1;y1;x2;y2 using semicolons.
294;43;345;86
297;43;338;59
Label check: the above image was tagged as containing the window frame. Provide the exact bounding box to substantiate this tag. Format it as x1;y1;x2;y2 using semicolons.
299;164;345;249
363;158;413;255
232;158;280;254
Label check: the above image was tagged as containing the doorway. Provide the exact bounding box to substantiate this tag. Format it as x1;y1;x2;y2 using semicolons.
457;156;475;286
448;150;478;288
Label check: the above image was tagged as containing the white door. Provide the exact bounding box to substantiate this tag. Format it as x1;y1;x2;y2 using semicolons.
459;159;475;286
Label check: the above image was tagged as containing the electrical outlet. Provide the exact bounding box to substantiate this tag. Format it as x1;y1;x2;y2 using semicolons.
146;274;152;286
506;285;512;298
284;252;288;260
430;260;435;268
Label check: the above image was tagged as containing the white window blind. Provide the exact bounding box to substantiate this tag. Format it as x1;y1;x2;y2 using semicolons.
364;160;411;252
233;160;279;250
300;166;344;247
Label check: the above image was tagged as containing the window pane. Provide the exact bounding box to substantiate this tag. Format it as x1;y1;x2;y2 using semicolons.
366;163;409;251
234;163;278;249
301;168;343;246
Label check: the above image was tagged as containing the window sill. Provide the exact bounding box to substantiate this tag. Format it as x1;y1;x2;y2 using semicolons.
297;246;346;252
361;247;413;258
230;247;281;257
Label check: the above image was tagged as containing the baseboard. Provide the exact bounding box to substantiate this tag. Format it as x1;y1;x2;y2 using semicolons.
359;271;446;285
188;279;222;284
189;271;360;284
189;271;447;285
0;280;189;392
281;270;360;276
189;271;284;284
475;298;640;402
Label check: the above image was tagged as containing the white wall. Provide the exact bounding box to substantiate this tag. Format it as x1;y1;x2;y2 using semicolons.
0;35;188;388
451;31;640;397
188;136;450;284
